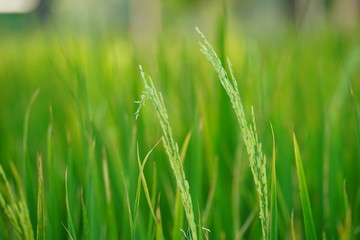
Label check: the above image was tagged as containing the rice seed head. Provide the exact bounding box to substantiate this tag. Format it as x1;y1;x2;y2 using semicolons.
196;27;269;239
0;164;34;240
137;65;198;240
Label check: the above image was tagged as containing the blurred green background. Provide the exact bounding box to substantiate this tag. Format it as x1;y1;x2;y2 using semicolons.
0;0;359;239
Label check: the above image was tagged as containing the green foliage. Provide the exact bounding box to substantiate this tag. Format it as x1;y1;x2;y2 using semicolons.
0;21;359;240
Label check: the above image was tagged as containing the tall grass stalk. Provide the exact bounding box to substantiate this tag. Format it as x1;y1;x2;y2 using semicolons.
136;66;198;240
196;27;269;239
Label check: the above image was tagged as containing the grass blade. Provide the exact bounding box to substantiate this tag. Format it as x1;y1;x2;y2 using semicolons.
338;181;353;239
65;169;77;240
291;210;296;240
147;161;158;238
293;133;317;240
122;172;134;239
81;189;91;240
269;124;278;240
36;153;45;240
155;203;164;240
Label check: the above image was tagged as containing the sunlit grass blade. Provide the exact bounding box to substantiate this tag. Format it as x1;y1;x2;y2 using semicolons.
36;153;45;240
22;88;41;173
338;181;353;239
134;140;160;238
102;148;111;207
136;140;160;226
22;88;40;238
269;124;278;240
155;203;164;240
293;133;317;240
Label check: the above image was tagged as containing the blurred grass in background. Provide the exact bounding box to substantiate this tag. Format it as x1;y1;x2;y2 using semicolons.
0;0;360;239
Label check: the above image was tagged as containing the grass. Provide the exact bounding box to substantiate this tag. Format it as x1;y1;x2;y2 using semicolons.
0;17;360;240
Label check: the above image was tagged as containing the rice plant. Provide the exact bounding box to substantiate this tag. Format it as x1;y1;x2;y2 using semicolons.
0;164;34;240
136;66;198;240
1;7;360;239
196;27;269;239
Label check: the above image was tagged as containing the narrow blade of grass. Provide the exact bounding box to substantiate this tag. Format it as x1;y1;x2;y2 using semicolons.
36;153;45;240
269;124;278;240
122;172;134;239
155;204;164;240
65;169;77;240
338;181;353;239
147;161;158;239
291;209;296;240
293;133;317;240
81;189;91;240
22;88;41;174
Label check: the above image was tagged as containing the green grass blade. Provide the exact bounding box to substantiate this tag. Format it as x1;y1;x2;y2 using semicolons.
269;124;278;240
155;204;164;240
291;210;296;240
122;172;134;239
147;161;158;238
81;189;91;240
65;169;77;240
22;88;41;175
293;133;317;240
36;153;45;240
339;181;353;239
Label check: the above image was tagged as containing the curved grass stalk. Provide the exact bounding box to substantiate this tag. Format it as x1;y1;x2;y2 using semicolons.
196;27;269;239
136;66;198;240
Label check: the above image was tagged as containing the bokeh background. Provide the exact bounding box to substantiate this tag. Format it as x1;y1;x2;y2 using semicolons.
0;0;360;239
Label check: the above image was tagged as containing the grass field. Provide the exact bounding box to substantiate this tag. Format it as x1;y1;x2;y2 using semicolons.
0;11;360;240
